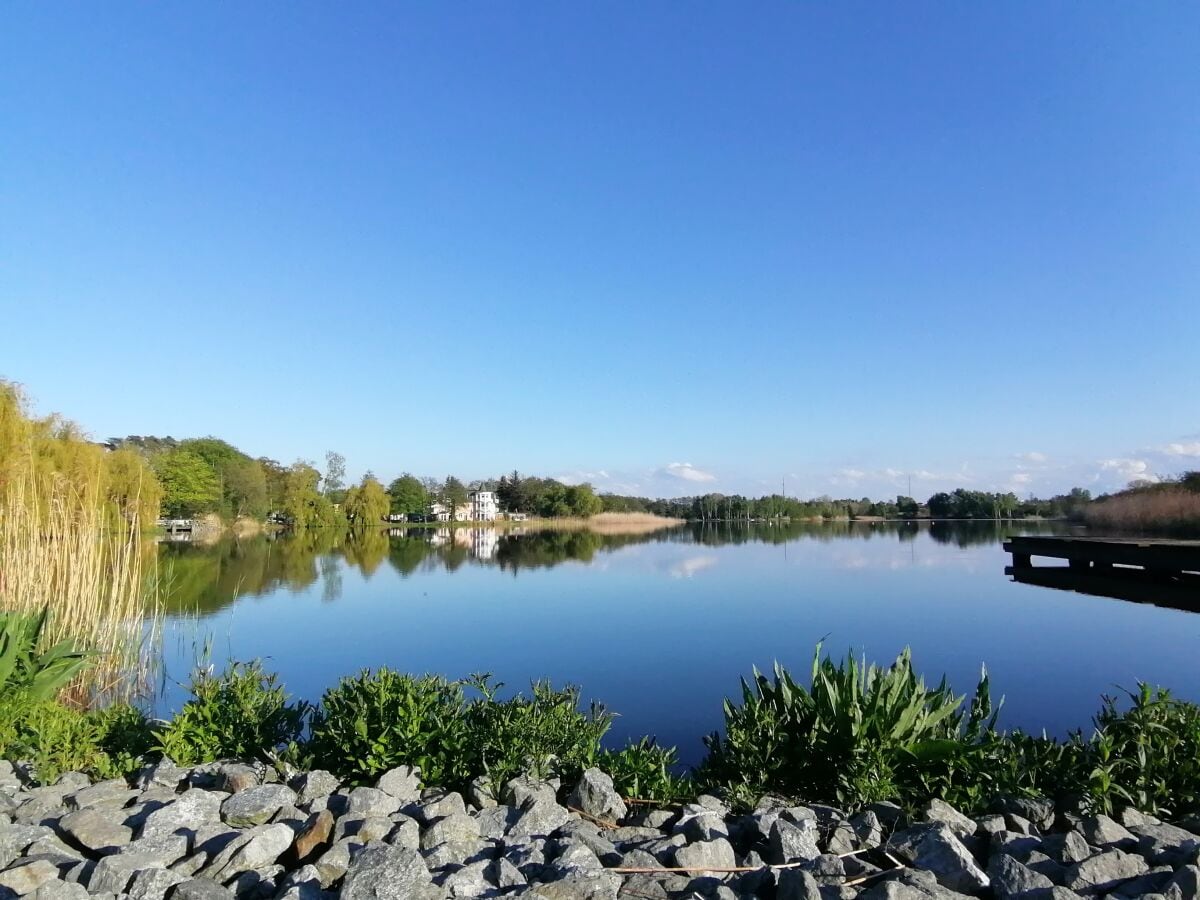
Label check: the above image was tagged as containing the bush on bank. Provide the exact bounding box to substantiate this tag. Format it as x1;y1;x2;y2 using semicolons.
4;610;1200;819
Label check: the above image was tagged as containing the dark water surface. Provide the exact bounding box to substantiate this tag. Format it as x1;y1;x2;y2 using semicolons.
155;521;1200;765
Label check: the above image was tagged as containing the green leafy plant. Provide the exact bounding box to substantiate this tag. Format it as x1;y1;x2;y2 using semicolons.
463;675;613;794
1087;684;1200;817
0;609;90;701
598;737;690;803
307;668;470;787
699;646;998;811
156;660;308;765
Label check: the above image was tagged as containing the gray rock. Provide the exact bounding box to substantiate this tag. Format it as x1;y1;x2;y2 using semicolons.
565;770;626;824
195;832;255;882
90;851;167;894
314;839;359;889
921;800;976;840
345;788;401;819
640;809;674;830
1116;807;1158;828
220;823;293;876
528;871;620;900
413;793;467;825
32;880;89;900
26;834;85;863
850;810;885;849
551;841;604;876
776;869;822;900
376;768;422;804
989;854;1054;898
0;859;60;895
136;759;187;792
333;816;392;846
215;765;259;795
909;823;989;894
421;814;480;850
0;824;57;858
673;838;736;874
65;780;138;812
991;796;1056;832
502;778;557;809
143;793;225;842
170;877;235;900
465;777;495;812
1063;848;1148;894
508;799;573;839
1133;822;1200;866
289;772;339;808
220;786;296;828
1110;865;1175;897
128;868;189;900
440;860;489;898
1042;830;1091;865
120;831;191;868
1164;864;1200;900
1024;849;1067;884
58;806;133;854
768;819;820;865
488;858;525;889
389;816;422;850
1079;815;1135;849
473;806;519;841
673;808;728;843
421;839;484;870
341;844;437;900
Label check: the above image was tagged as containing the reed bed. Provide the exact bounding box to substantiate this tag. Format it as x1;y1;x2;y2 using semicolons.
522;511;685;535
0;383;161;702
1084;488;1200;535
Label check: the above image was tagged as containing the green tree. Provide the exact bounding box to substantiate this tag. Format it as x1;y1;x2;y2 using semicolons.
154;449;222;517
323;451;346;499
896;495;919;518
566;483;602;517
443;476;468;519
282;462;337;529
387;474;428;518
343;475;389;528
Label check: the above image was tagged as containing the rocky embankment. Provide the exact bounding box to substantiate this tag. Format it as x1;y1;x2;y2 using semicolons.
0;759;1197;900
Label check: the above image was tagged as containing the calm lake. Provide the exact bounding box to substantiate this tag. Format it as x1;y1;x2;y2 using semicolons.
154;521;1200;766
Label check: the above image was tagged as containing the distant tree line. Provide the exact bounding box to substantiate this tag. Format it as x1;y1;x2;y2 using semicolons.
111;433;1183;530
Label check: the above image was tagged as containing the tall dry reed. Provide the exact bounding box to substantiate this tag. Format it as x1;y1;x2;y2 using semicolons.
1084;488;1200;535
0;383;162;701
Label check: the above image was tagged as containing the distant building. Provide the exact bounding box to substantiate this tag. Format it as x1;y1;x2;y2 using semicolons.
429;502;451;522
505;512;528;522
468;490;499;522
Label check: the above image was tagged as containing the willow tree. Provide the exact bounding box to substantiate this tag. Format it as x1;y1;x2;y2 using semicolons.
343;475;389;529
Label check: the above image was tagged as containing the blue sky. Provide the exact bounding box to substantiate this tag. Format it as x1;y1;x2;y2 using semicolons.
2;4;1197;500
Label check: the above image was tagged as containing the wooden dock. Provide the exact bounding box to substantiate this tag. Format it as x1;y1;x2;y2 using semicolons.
1004;536;1200;610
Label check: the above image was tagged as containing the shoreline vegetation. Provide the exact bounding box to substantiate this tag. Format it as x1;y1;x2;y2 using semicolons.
4;633;1200;823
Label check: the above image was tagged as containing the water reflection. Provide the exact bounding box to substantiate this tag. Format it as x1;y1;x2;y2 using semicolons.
158;520;1069;616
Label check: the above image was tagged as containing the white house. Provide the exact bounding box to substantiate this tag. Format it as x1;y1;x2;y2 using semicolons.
467;490;499;522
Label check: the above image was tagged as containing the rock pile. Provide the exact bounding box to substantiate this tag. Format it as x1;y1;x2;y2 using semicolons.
0;759;1197;900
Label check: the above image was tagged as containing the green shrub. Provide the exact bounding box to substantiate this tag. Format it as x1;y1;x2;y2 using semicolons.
699;646;998;811
156;660;307;765
598;737;689;803
0;700;152;783
1086;684;1200;817
308;669;469;787
463;676;612;794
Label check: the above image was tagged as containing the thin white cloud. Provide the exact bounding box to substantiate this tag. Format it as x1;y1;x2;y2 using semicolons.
1165;442;1200;458
1016;452;1048;463
1009;472;1032;486
659;462;716;483
1099;458;1160;484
